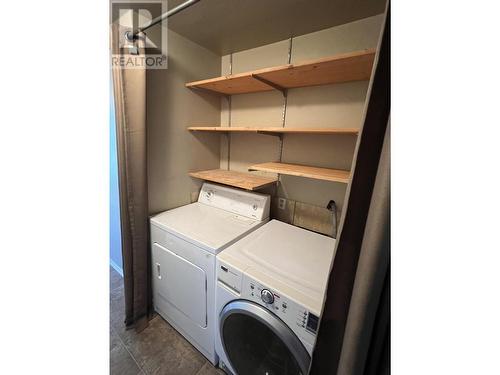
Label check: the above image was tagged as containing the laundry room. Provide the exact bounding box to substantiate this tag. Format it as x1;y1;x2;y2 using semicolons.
110;0;390;374
7;0;500;373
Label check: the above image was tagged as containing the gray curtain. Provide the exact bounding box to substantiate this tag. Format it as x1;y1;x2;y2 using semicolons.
310;3;390;374
111;24;151;331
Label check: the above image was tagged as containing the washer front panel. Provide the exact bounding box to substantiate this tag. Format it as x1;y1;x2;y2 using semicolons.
240;273;319;350
220;300;310;375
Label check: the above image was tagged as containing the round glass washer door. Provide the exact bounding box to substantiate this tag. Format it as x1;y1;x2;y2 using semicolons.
220;300;310;375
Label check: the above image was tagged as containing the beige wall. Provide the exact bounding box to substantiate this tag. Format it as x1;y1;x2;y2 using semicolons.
219;14;384;218
147;30;222;214
147;14;383;218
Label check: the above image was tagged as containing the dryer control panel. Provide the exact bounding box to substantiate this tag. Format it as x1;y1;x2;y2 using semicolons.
198;183;270;221
240;274;318;348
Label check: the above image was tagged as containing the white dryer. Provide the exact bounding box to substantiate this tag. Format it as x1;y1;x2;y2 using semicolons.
150;183;270;364
215;220;337;375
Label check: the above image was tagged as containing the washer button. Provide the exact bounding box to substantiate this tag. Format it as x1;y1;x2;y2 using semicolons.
261;289;275;304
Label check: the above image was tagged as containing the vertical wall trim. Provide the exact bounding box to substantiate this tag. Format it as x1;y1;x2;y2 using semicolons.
278;37;293;164
280;37;293;130
275;37;293;195
286;37;293;65
227;53;233;170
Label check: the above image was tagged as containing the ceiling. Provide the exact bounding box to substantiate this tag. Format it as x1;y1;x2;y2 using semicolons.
166;0;387;55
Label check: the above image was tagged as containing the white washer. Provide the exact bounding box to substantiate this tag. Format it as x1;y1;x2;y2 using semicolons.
215;220;337;375
150;183;270;364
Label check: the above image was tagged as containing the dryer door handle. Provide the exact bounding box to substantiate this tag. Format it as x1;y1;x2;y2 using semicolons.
156;262;162;280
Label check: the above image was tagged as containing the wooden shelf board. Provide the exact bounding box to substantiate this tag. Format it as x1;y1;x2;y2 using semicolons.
189;126;263;133
185;49;376;95
189;169;277;190
188;126;359;135
248;162;350;184
186;72;274;95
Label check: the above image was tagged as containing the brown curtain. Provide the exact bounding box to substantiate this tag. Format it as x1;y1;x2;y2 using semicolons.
111;24;151;330
310;3;390;375
337;122;390;375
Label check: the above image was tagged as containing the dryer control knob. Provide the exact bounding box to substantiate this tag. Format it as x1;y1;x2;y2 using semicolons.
261;289;274;304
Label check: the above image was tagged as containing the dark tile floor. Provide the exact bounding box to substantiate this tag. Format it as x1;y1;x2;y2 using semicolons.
110;267;225;375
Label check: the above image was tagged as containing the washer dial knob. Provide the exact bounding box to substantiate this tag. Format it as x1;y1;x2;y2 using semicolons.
261;289;274;304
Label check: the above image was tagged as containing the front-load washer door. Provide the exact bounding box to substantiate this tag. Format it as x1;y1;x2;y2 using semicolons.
220;300;310;375
152;243;207;327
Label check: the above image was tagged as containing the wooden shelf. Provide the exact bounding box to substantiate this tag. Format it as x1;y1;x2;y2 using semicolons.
189;169;277;190
188;126;359;135
185;49;375;95
248;162;350;184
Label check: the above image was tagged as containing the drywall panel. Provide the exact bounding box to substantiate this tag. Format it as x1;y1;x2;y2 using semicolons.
229;133;280;174
227;39;291;74
230;92;285;126
285;82;370;128
147;30;221;214
290;14;384;62
281;134;356;170
279;175;348;220
219;40;289;169
220;15;384;218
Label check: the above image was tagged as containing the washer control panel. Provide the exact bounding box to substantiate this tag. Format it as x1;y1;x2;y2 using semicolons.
241;275;318;347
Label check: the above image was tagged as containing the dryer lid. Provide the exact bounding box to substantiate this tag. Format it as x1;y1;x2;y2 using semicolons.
150;202;265;253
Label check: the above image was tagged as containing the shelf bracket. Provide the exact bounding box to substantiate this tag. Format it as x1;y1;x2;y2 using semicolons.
251;74;287;97
257;130;283;139
189;86;231;100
